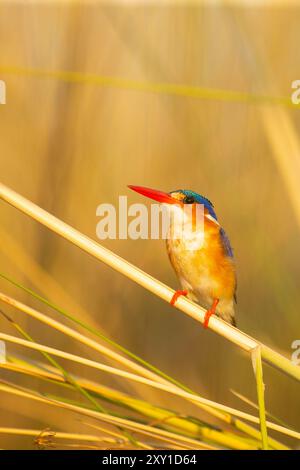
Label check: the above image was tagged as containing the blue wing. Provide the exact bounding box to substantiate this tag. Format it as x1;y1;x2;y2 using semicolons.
220;227;234;258
220;228;237;303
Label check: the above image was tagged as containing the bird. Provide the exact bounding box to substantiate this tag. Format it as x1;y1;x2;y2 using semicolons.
128;185;237;327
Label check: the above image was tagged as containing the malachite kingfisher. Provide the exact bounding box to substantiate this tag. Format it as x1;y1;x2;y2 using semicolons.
128;185;237;327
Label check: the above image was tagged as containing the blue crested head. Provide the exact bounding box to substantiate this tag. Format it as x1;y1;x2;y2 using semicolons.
169;189;218;221
128;185;234;260
169;189;233;258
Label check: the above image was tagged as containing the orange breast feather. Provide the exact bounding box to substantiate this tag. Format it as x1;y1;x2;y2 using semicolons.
167;216;236;301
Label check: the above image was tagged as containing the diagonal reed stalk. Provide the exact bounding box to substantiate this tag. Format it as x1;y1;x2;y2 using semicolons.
1;337;142;449
80;421;183;451
1;355;264;449
0;426;145;449
231;390;296;431
1;357;223;441
0;330;297;445
0;309;144;448
251;347;268;450
1;285;286;448
0;288;185;387
0;290;294;450
1;333;262;449
0;227;108;336
0;308;106;412
6;355;296;449
0;274;265;437
0;182;299;449
0;310;237;448
0;65;298;109
0;226;149;398
0;182;299;382
0;427;120;445
0;382;215;450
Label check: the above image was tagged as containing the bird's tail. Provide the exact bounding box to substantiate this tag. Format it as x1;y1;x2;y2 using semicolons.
216;299;236;326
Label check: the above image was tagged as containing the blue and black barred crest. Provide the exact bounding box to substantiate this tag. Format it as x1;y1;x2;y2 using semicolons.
170;189;218;221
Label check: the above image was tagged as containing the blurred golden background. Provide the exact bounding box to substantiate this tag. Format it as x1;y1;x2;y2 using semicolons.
0;1;299;449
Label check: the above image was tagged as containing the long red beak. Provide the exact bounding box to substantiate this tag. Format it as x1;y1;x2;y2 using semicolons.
128;185;179;205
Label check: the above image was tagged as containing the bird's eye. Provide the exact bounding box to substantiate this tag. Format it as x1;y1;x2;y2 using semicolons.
184;195;195;204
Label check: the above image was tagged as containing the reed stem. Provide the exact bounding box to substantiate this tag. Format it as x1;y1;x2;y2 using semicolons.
0;183;299;381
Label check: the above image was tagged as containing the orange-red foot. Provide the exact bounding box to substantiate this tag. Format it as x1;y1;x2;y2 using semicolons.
203;299;219;329
170;290;188;306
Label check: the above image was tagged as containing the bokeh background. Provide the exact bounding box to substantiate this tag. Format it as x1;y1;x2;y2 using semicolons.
0;0;300;449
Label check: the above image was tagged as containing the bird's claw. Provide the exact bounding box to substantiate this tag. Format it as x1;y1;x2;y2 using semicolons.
170;290;188;306
203;309;213;328
203;299;219;328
